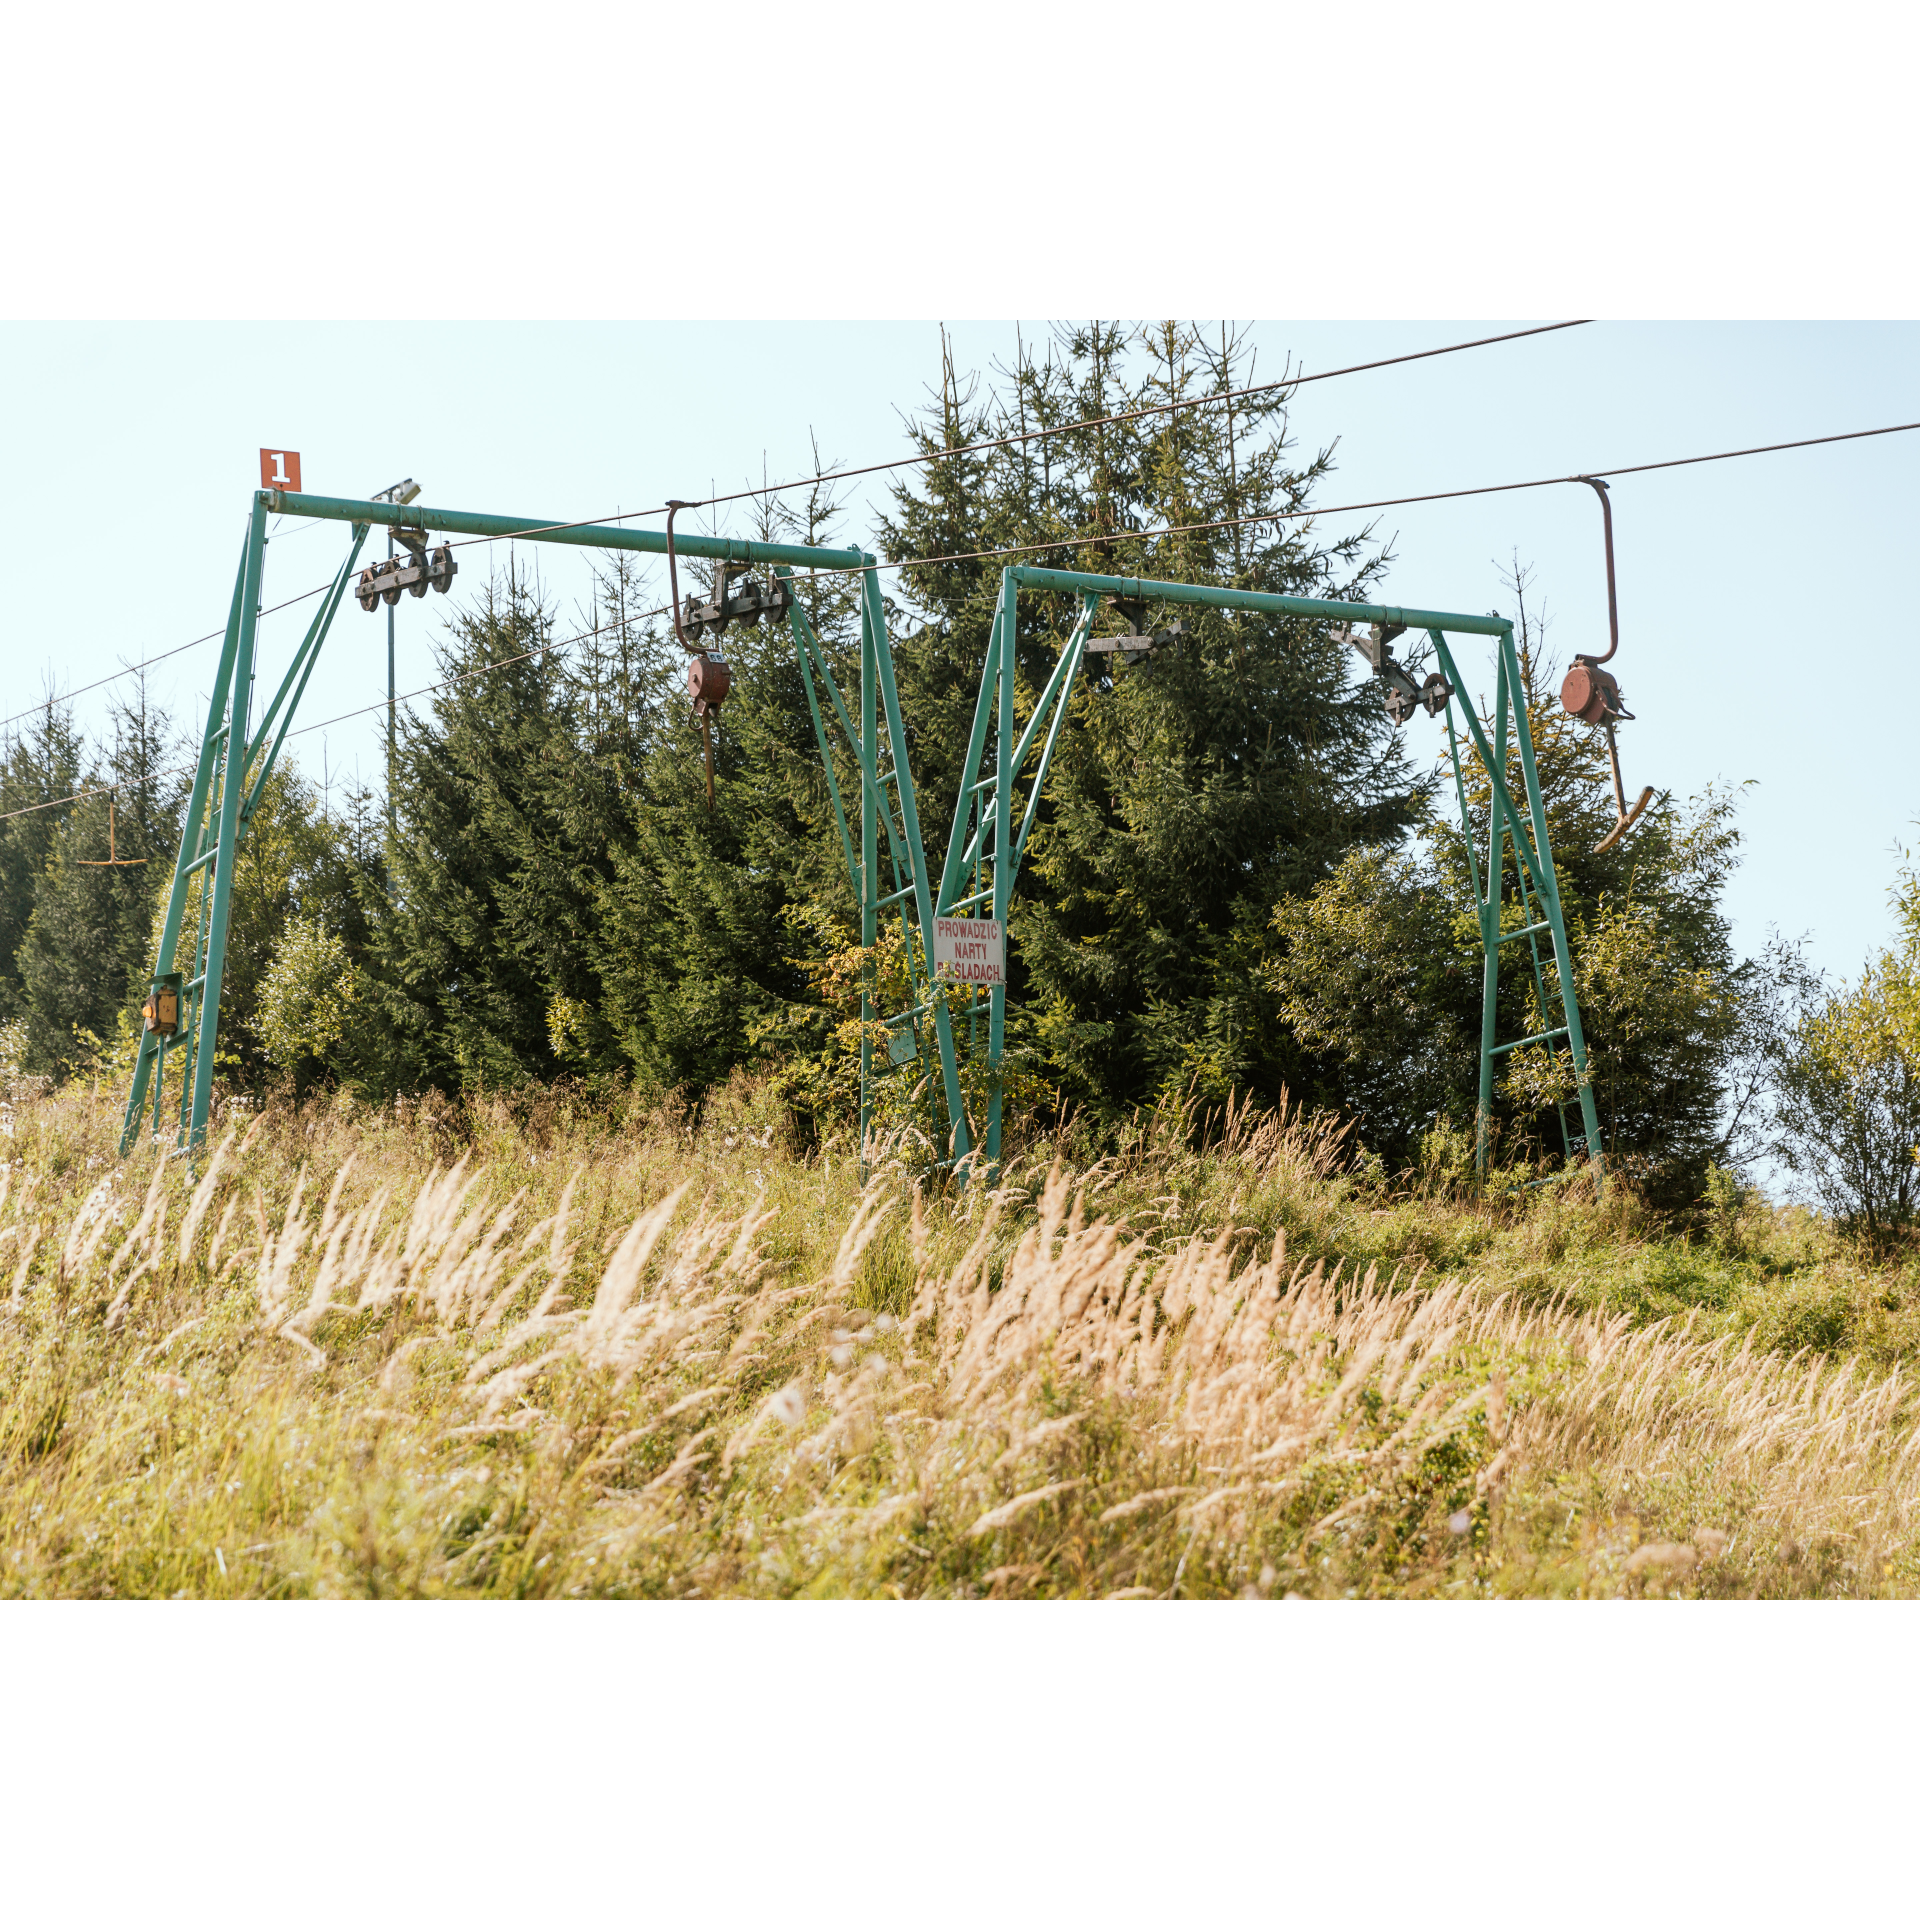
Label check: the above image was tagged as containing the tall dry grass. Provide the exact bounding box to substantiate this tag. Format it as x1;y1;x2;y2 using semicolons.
3;1082;1918;1597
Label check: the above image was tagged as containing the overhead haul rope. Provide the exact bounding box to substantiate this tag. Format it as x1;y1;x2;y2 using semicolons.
436;320;1599;545
4;319;1596;730
0;583;345;733
6;409;1918;826
834;417;1920;581
0;598;683;825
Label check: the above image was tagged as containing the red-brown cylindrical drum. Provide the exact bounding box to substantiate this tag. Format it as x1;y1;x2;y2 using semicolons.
1560;661;1619;726
689;653;732;718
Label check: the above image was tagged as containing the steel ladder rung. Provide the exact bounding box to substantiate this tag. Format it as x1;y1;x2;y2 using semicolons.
1488;1024;1569;1058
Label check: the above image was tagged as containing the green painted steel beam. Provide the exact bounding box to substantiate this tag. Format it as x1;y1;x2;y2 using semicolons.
860;564;971;1170
185;493;269;1152
1477;647;1510;1181
1435;627;1604;1188
264;489;864;572
936;606;1005;917
859;593;878;1162
1008;565;1512;637
780;583;860;897
1010;598;1094;879
986;569;1017;1169
1495;631;1604;1178
1428;633;1552;900
241;525;370;828
120;535;252;1154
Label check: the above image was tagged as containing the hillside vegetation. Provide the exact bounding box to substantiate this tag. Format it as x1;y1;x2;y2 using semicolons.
4;1080;1917;1600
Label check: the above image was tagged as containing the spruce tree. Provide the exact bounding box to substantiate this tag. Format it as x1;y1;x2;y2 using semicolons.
876;322;1420;1123
363;566;599;1092
16;686;183;1075
0;700;85;1029
590;480;865;1105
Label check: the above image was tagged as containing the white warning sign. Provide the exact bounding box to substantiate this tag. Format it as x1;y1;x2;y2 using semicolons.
932;915;1004;987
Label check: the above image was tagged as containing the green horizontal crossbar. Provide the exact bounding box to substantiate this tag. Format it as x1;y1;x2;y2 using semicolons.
262;490;866;572
1008;565;1513;638
1488;1025;1570;1057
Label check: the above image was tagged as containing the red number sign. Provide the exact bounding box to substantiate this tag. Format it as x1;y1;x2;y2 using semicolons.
259;448;303;492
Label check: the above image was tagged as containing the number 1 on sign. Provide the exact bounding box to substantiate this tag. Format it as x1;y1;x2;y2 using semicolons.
259;448;303;491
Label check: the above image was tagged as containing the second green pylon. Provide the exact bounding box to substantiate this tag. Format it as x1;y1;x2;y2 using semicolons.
1429;625;1604;1187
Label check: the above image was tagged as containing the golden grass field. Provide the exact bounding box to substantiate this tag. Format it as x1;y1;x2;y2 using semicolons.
4;1075;1919;1599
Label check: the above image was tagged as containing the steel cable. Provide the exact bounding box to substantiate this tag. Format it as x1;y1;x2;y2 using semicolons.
5;320;1596;725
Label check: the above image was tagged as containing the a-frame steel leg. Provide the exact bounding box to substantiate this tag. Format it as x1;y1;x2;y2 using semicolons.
1433;628;1605;1190
119;535;249;1154
182;493;267;1152
121;502;365;1157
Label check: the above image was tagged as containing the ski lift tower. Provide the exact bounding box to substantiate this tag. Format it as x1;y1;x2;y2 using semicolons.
126;480;1604;1192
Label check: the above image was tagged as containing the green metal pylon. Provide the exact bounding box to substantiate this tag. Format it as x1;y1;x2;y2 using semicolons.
121;502;369;1156
779;563;1094;1179
933;572;1095;1168
1429;626;1604;1188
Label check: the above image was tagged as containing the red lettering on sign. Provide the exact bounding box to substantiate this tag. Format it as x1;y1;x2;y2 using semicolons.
931;914;1005;987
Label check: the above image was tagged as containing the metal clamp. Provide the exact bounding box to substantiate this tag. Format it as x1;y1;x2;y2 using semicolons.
1336;621;1450;725
356;536;455;611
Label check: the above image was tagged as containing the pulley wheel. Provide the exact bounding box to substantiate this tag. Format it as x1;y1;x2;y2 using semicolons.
688;652;731;713
1560;662;1616;726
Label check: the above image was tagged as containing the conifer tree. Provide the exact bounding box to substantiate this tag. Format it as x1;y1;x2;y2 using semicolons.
590;477;865;1104
363;566;602;1092
0;700;85;1028
16;685;183;1074
876;322;1420;1122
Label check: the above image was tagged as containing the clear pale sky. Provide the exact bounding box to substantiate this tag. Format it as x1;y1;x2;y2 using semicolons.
2;319;1914;993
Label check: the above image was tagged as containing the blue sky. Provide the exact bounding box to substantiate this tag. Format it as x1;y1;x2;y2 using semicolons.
2;319;1914;994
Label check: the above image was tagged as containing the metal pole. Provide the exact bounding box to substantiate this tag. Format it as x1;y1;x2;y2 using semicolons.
1428;633;1555;902
987;569;1017;1170
241;527;369;827
1500;631;1605;1179
859;591;877;1168
779;581;859;892
119;534;251;1154
860;567;971;1168
185;492;269;1151
1569;478;1620;662
1008;599;1094;878
387;525;395;836
1477;654;1510;1184
935;607;1003;914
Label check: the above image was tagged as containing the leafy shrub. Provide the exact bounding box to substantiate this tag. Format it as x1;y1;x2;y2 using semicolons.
255;918;368;1076
1768;943;1920;1240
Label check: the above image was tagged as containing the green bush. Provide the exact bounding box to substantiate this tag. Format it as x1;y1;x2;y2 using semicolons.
1767;933;1920;1240
255;918;370;1079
